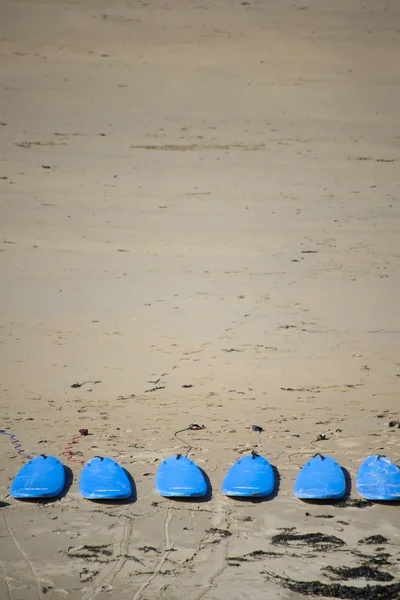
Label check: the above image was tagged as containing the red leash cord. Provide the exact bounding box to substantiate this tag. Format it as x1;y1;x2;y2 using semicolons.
60;429;88;466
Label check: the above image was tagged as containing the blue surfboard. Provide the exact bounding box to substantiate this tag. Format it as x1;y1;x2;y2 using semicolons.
222;453;275;498
356;455;400;501
10;455;65;499
155;455;207;497
79;457;132;500
294;454;345;500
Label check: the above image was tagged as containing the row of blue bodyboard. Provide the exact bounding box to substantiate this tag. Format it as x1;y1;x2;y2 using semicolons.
9;452;400;502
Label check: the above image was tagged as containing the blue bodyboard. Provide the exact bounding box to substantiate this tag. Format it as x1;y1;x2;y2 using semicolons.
222;454;275;497
294;455;345;500
79;457;132;500
356;455;400;501
10;455;65;499
155;455;207;497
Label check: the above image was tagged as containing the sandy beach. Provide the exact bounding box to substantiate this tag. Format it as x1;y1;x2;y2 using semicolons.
1;0;399;598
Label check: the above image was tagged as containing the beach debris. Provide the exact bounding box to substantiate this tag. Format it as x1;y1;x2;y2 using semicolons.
222;348;242;352
41;586;54;594
144;386;165;393
282;384;361;393
251;425;264;433
188;423;204;430
389;420;400;428
70;380;101;389
281;386;319;393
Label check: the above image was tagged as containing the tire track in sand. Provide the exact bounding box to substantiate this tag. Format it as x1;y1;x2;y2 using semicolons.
3;514;43;600
82;513;131;600
131;507;173;600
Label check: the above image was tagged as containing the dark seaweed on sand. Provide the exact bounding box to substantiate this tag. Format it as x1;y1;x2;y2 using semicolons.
272;530;345;550
228;549;284;564
247;549;282;558
79;568;100;582
361;554;392;567
206;528;232;538
138;546;160;554
359;535;389;545
66;544;113;561
264;572;400;599
351;549;392;567
80;544;113;556
323;565;393;582
333;499;373;508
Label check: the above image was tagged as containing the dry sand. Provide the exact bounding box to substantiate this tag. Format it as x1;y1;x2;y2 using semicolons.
1;0;400;598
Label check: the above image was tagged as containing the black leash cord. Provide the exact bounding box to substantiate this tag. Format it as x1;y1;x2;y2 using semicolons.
173;423;205;458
